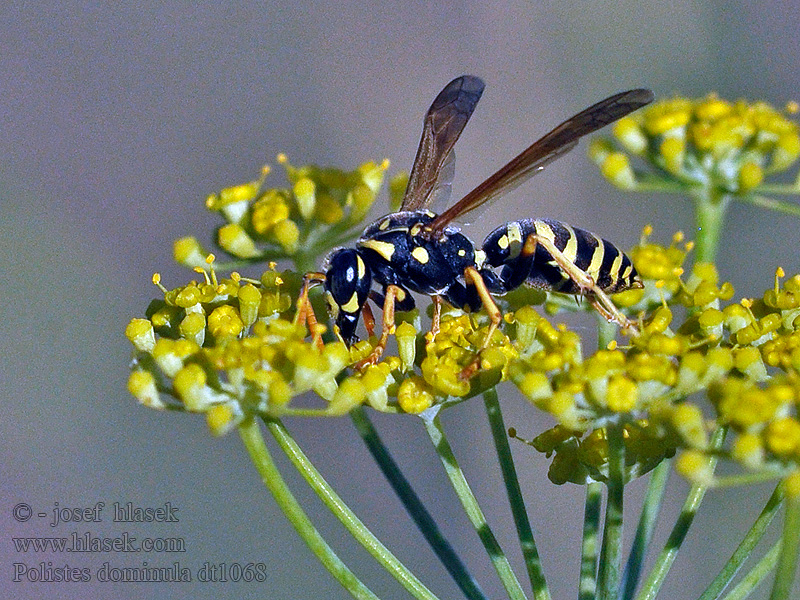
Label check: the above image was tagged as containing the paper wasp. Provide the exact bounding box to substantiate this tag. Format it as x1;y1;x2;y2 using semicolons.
296;76;653;368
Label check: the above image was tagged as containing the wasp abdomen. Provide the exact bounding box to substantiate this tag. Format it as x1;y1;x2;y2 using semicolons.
483;219;641;296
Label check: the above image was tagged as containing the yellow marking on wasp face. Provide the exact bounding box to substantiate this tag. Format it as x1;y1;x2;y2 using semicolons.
586;237;606;279
409;223;423;236
378;218;391;230
340;291;361;313
506;222;523;259
360;239;395;261
412;246;429;264
497;234;509;249
325;292;340;318
357;255;366;279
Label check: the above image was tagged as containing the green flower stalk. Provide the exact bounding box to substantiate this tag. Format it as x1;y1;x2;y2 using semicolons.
125;92;800;600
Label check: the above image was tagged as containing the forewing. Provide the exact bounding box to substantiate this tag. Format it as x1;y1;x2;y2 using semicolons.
427;88;654;235
401;75;485;211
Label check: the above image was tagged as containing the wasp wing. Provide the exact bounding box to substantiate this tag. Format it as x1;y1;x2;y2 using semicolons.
401;75;485;212
427;88;654;235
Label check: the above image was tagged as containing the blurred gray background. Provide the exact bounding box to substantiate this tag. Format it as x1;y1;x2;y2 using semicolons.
2;1;799;599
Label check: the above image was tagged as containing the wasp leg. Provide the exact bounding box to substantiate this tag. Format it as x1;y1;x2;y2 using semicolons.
426;295;443;344
522;235;638;333
459;266;503;379
361;302;376;338
354;284;403;370
295;272;327;349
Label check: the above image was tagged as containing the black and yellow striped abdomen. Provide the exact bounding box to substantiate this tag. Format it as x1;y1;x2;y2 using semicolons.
482;218;641;296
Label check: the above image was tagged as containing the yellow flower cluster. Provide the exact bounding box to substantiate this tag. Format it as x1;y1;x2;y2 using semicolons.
126;128;800;493
590;94;800;194
127;263;410;432
174;156;389;270
128;215;800;493
509;237;800;487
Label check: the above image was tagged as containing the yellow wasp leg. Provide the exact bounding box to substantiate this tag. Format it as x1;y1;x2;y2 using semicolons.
354;284;401;370
295;272;327;349
460;266;504;379
522;235;639;333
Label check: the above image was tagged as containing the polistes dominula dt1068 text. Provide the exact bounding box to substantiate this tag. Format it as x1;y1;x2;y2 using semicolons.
296;76;654;370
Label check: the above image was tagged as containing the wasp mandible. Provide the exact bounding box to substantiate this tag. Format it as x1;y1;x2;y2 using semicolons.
295;76;654;368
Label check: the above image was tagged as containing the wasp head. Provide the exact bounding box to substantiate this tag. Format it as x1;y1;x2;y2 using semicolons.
322;248;371;345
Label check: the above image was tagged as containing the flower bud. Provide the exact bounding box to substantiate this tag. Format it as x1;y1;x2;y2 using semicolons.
179;312;207;346
126;318;156;352
127;370;163;409
173;237;207;269
600;152;636;189
397;376;435;414
218;223;260;258
293;177;316;220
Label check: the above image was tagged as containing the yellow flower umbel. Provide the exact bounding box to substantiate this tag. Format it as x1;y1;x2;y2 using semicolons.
593;94;800;192
181;155;389;273
507;232;800;489
591;94;800;264
126;260;407;433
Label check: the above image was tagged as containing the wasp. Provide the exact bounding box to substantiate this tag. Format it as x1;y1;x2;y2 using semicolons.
296;76;653;368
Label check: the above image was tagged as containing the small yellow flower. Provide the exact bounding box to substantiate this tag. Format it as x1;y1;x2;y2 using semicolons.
600;152;636;189
125;318;156;352
676;450;715;485
218;224;260;258
397;376;435;414
127;370;163;409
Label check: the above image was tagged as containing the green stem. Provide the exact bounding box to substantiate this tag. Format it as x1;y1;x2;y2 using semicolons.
753;183;800;195
692;187;731;265
634;427;726;600
740;194;800;218
597;423;626;600
237;418;381;600
422;409;529;600
349;407;489;600
579;482;603;600
698;484;784;600
722;541;782;600
770;486;800;600
621;459;671;600
704;469;789;489
483;388;551;600
265;417;440;600
597;318;618;350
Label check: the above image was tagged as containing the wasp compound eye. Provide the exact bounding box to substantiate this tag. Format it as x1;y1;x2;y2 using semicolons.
323;249;371;344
